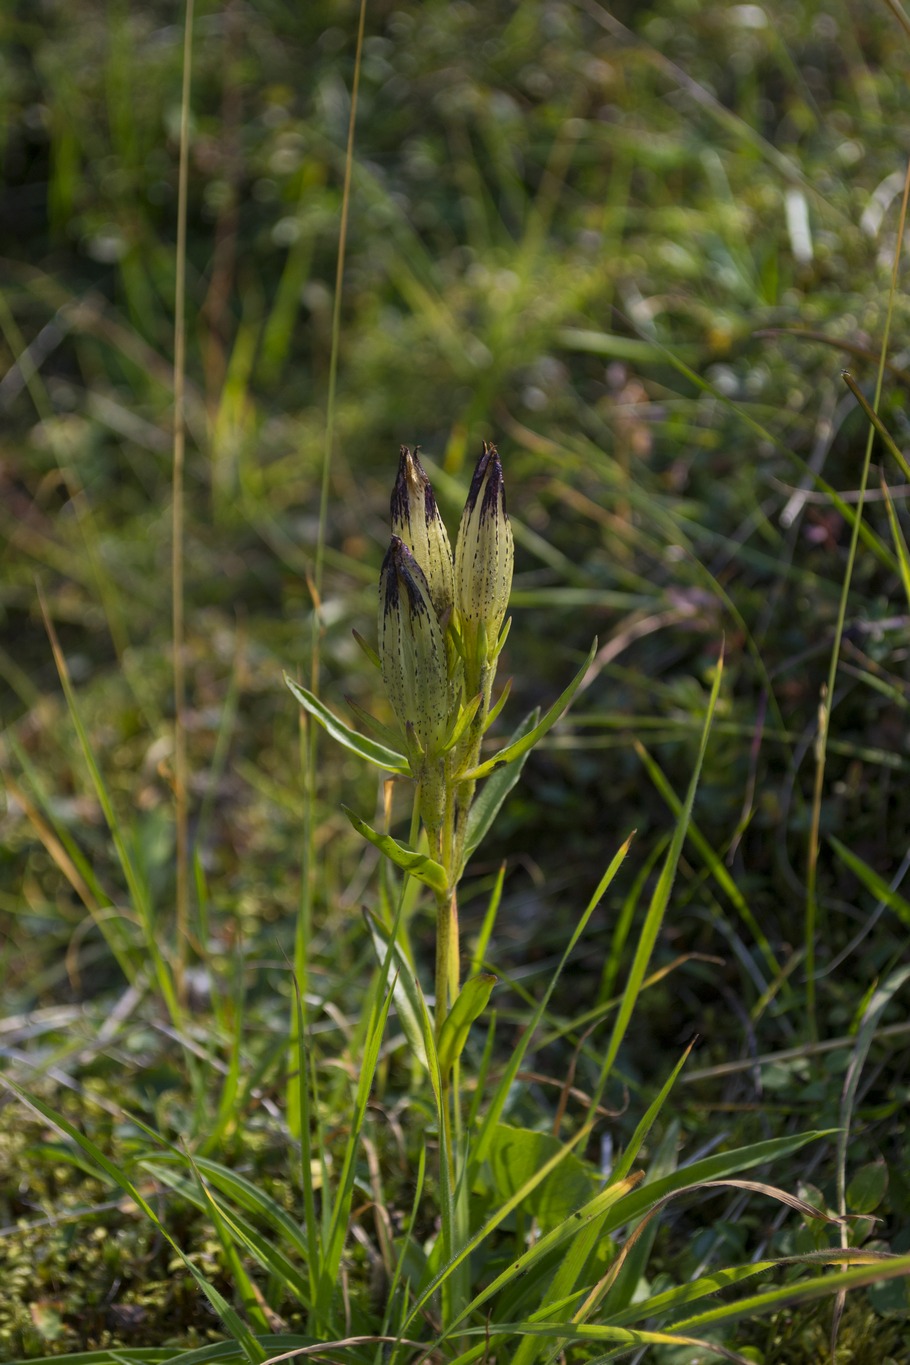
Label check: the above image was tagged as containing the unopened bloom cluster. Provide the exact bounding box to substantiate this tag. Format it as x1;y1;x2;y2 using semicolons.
379;443;513;840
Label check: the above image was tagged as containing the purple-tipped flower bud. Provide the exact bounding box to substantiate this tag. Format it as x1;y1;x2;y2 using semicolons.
390;446;454;622
379;536;451;761
454;442;513;657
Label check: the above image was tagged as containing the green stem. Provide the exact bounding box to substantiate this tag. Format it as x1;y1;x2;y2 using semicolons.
435;887;452;1040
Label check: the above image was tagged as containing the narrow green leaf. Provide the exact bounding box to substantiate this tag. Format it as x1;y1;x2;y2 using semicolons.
443;691;482;753
471;832;633;1172
352;627;382;670
462;639;597;780
599;1129;836;1237
484;675;513;731
842;371;910;481
469;862;506;977
342;806;448;893
671;1250;910;1333
156;1337;317;1365
635;737;783;981
404;1130;631;1343
595;647;724;1100
438;973;497;1075
880;478;910;610
835;961;910;1313
608;1258;779;1328
145;1154;310;1259
290;969;321;1306
186;1157;271;1333
285;676;410;774
830;836;910;928
460;709;539;873
364;908;428;1070
611;1043;694;1185
344;695;405;751
39;595;180;1022
316;976;396;1313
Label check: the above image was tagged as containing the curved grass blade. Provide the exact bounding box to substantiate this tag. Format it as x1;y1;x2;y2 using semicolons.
598;1129;836;1239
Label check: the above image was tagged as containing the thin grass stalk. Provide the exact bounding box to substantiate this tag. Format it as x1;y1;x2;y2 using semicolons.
290;0;368;1130
805;151;910;1036
171;0;195;1007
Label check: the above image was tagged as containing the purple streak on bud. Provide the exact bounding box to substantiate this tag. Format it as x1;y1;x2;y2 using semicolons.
390;446;454;621
378;535;450;758
455;441;514;648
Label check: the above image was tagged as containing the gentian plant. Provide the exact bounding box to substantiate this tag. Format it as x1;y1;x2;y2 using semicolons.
290;442;595;1048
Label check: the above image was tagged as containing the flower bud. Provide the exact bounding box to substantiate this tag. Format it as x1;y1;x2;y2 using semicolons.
391;446;454;622
454;442;513;659
378;535;451;761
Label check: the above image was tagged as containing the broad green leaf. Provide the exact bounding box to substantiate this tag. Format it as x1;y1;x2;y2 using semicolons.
462;639;597;780
438;973;496;1075
364;908;428;1070
460;709;539;874
847;1161;888;1215
285;676;410;774
342;805;448;893
480;1123;599;1232
403;1128;632;1343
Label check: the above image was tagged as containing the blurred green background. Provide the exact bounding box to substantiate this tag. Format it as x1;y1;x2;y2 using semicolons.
1;0;910;1351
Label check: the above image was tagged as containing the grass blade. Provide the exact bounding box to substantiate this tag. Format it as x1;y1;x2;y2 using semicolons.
594;645;723;1103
